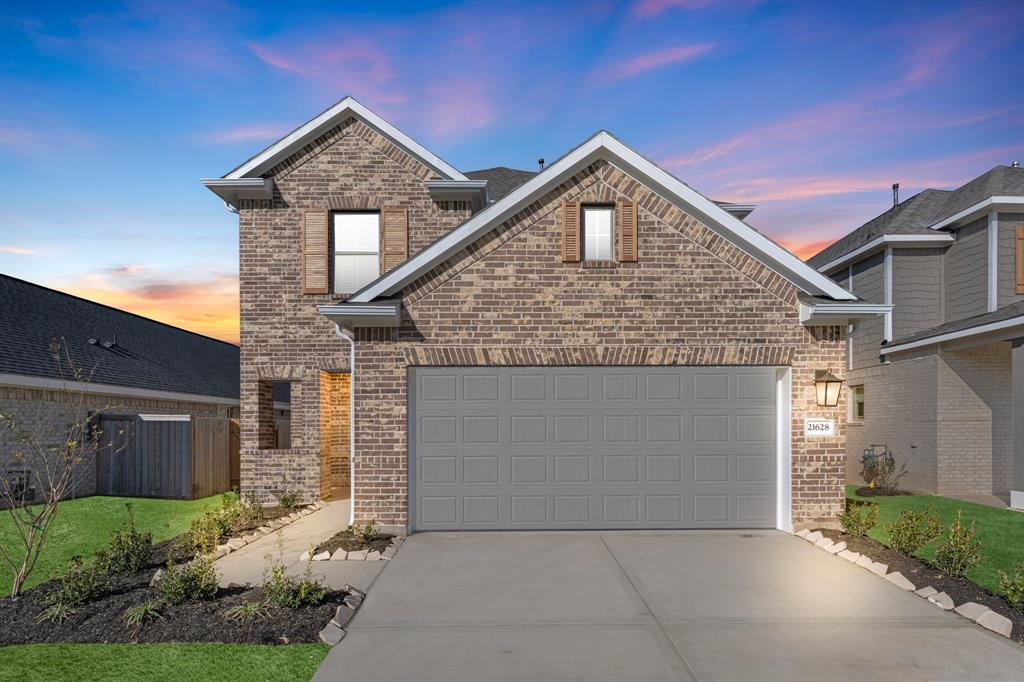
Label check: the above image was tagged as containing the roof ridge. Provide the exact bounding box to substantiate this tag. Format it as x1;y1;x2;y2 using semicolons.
0;273;239;349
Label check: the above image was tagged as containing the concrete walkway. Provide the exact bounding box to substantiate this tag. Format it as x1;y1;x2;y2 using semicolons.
215;497;384;591
314;531;1024;682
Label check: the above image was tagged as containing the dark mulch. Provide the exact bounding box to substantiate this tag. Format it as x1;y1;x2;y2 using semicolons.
0;539;344;646
221;505;307;543
819;528;1024;643
853;486;913;497
315;529;394;556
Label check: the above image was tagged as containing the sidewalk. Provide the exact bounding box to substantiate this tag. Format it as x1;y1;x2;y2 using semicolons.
214;496;386;591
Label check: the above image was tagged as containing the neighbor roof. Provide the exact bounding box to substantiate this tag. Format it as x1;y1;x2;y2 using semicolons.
465;167;537;201
807;166;1024;270
348;130;857;303
0;274;239;401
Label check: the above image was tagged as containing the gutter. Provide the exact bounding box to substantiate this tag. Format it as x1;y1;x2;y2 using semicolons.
799;301;892;326
333;324;357;526
882;314;1024;355
317;300;402;328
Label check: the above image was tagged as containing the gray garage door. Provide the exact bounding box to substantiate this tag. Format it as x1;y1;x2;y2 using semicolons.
409;366;778;531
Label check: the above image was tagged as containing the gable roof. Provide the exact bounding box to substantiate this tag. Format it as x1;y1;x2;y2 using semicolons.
808;165;1024;271
0;274;239;402
347;131;857;303
220;97;467;182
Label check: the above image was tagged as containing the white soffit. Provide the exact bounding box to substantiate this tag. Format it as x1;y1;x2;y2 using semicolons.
349;131;857;303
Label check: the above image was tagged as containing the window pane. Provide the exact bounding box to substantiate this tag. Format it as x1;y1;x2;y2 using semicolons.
334;213;379;253
583;207;613;260
334;254;380;293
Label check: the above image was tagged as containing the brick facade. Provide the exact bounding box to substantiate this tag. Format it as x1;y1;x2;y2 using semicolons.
0;384;234;502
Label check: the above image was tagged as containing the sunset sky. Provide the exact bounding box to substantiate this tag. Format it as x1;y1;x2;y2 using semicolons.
2;0;1022;344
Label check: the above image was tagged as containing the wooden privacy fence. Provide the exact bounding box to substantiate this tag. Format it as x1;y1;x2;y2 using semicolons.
96;414;237;499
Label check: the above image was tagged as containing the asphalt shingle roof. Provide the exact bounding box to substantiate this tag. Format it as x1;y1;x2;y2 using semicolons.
886;301;1024;349
465;167;537;201
0;274;240;401
807;165;1024;270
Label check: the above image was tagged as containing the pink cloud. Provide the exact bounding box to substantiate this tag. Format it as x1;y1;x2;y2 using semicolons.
592;43;716;84
0;245;37;255
422;81;497;139
204;123;289;143
632;0;715;18
0;123;96;155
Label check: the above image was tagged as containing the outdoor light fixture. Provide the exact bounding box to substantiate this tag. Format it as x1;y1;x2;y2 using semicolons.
814;369;844;407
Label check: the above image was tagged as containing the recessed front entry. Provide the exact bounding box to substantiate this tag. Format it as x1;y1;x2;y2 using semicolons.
409;366;778;530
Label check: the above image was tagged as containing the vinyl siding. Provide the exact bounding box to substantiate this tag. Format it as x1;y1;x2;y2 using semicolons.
998;213;1024;309
944;217;989;321
892;248;944;339
850;251;885;370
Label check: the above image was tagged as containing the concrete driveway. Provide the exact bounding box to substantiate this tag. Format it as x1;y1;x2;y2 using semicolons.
314;531;1024;682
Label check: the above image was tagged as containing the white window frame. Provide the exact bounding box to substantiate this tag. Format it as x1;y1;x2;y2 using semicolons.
333;212;380;294
850;384;865;421
582;205;615;261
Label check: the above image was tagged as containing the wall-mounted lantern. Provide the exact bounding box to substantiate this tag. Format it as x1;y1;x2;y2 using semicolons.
814;369;844;407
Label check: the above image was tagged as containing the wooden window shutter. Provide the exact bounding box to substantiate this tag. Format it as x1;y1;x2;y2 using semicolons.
616;199;637;262
561;201;581;262
302;209;329;294
380;208;409;273
1016;223;1024;294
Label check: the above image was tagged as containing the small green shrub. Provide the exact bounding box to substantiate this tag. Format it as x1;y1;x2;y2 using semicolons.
932;511;982;577
37;552;109;623
999;565;1024;608
887;506;943;556
352;521;386;544
240;491;265;525
275;489;300;510
107;504;154;572
184;511;229;556
839;499;878;537
123;599;165;627
36;602;77;625
160;556;219;604
262;552;327;608
223;600;270;623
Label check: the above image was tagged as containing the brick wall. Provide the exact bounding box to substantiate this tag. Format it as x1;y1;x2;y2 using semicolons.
0;384;234;502
352;160;848;529
319;371;350;499
237;116;469;504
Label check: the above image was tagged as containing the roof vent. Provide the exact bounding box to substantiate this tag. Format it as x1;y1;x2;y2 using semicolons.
892;182;899;207
537;158;545;171
1013;161;1021;168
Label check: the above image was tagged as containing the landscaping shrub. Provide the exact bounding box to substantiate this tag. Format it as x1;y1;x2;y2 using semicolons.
123;599;164;627
839;499;878;537
223;601;270;623
352;521;385;544
998;565;1024;609
183;512;227;556
275;489;300;511
38;553;110;623
887;506;943;556
106;504;154;573
932;511;982;577
159;556;219;604
262;552;327;608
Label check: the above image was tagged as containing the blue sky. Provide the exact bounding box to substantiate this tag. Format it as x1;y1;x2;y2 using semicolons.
1;0;1022;342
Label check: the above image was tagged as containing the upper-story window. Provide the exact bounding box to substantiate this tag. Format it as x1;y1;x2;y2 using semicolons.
582;206;614;261
333;212;380;294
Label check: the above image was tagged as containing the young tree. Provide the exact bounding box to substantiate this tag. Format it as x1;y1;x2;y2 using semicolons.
0;338;121;596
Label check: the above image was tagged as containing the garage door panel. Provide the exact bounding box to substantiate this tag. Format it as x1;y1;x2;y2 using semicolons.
410;367;778;530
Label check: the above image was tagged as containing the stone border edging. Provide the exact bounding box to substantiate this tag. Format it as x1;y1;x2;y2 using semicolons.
319;583;367;646
211;501;327;560
300;534;404;562
795;529;1014;639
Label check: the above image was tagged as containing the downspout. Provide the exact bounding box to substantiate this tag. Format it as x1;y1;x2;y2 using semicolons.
333;324;356;526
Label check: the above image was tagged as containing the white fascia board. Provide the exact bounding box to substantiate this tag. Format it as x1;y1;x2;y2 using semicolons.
223;97;467;181
799;301;892;326
317;300;402;327
201;177;275;208
0;373;239;406
426;180;489;210
349;131;857;303
882;315;1024;355
928;196;1024;231
816;234;955;274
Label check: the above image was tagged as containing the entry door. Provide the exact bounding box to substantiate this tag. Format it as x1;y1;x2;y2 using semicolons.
409;367;778;530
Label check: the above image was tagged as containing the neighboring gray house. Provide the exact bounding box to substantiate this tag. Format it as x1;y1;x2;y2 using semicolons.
807;166;1024;507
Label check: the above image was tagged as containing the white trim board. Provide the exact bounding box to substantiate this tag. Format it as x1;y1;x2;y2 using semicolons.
222;96;467;181
928;196;1024;231
882;315;1024;355
816;234;954;274
349;131;856;303
0;373;239;407
776;368;793;533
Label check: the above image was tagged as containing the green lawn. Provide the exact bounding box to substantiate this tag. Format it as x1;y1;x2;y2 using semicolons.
847;485;1024;593
0;494;222;593
0;644;329;682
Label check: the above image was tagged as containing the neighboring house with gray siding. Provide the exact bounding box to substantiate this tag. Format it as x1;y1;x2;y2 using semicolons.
807;165;1024;507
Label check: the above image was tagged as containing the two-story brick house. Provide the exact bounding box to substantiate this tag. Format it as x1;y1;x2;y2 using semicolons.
204;97;886;533
808;167;1024;507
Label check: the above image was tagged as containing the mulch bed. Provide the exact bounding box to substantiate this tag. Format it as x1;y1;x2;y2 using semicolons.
0;539;346;646
220;505;309;543
818;528;1024;643
852;487;914;497
314;529;394;556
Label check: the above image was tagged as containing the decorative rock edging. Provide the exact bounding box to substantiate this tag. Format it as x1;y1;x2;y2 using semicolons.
794;528;1015;639
301;535;404;562
211;501;328;560
319;583;367;646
